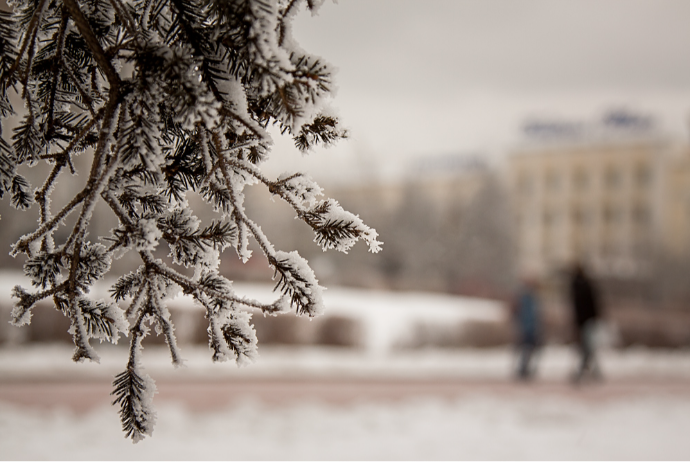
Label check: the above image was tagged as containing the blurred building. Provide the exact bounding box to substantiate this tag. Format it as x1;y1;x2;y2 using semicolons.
330;153;490;214
508;110;690;280
662;150;690;257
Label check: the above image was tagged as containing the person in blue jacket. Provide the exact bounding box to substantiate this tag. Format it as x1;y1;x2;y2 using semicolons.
511;277;543;380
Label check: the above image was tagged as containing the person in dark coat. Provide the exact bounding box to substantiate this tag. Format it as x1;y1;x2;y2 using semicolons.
569;263;602;382
511;277;542;380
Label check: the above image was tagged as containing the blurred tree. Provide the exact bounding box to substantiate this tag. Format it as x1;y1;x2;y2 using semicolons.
0;0;380;441
370;172;516;297
448;173;517;299
385;181;445;289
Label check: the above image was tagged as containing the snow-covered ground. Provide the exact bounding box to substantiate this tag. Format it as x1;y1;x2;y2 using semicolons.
2;390;690;460
0;271;505;354
2;343;690;381
2;272;690;459
2;345;690;460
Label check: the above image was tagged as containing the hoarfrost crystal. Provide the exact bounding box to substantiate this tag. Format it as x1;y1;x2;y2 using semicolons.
0;0;380;442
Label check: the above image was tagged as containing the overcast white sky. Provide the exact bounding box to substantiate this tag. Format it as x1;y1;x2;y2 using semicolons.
4;0;690;183
266;0;690;184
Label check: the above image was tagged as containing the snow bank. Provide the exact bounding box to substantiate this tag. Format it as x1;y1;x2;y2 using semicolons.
0;271;504;354
2;394;690;460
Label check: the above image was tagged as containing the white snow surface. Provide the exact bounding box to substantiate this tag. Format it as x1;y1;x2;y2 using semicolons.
3;342;690;382
0;271;504;354
217;281;504;355
3;272;690;459
2;346;690;460
2;344;690;460
2;343;690;461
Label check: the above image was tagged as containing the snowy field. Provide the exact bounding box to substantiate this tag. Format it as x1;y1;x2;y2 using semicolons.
2;345;690;460
2;390;690;460
0;272;505;354
2;274;690;459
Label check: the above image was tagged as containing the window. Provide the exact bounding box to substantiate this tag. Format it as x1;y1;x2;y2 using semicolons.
543;210;552;227
573;169;588;190
636;163;651;188
571;206;588;225
603;205;620;224
605;167;621;190
545;171;560;192
633;204;649;225
518;173;533;196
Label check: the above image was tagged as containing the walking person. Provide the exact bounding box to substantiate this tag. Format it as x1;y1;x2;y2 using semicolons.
569;262;603;383
511;276;542;380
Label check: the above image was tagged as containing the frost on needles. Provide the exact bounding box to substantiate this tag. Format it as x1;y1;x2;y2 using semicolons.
0;0;381;442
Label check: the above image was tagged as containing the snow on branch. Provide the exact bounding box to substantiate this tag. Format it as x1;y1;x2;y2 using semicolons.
301;199;383;254
112;366;158;443
112;307;158;443
270;250;324;317
0;0;380;442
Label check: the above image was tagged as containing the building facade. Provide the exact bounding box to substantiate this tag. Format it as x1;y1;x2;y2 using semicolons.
508;138;678;278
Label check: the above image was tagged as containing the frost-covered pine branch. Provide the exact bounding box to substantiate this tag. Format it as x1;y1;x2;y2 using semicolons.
0;0;381;442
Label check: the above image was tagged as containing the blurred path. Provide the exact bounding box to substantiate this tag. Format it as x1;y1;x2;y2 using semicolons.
3;345;690;415
1;376;689;413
